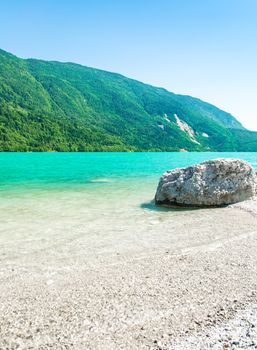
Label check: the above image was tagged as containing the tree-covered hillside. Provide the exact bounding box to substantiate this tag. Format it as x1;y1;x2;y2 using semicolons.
0;48;256;151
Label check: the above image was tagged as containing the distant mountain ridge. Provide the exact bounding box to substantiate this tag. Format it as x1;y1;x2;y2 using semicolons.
0;48;256;151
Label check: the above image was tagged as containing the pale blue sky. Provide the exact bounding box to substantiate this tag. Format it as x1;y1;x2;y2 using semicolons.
1;0;256;130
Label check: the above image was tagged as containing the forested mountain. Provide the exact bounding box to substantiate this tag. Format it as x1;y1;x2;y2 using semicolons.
0;48;256;151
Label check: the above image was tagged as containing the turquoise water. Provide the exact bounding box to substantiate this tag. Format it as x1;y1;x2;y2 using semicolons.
0;152;256;194
0;152;256;262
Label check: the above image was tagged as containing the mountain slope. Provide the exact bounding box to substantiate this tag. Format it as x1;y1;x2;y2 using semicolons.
0;49;256;151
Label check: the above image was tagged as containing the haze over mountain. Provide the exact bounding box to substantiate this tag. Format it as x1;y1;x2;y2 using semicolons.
0;49;256;152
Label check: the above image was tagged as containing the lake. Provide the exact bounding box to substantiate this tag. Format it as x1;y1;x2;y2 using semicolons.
0;152;256;256
0;152;256;194
0;152;256;215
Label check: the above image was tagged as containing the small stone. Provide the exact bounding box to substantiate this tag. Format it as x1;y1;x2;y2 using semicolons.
232;340;240;345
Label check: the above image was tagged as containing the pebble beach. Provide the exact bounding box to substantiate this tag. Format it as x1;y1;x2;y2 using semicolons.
1;199;257;349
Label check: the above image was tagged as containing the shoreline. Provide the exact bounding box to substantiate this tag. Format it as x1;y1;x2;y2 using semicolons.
1;200;257;349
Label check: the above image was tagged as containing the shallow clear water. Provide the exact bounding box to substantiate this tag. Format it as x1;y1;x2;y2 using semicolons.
0;152;256;261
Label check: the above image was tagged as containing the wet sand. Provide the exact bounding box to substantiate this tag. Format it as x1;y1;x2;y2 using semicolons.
0;195;257;349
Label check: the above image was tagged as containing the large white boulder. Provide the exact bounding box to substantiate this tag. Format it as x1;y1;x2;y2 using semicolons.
155;158;257;207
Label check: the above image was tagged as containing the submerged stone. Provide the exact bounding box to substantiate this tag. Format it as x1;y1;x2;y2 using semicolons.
155;158;257;207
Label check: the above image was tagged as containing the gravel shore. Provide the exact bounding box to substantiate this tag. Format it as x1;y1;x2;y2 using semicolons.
1;199;257;349
166;304;257;350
